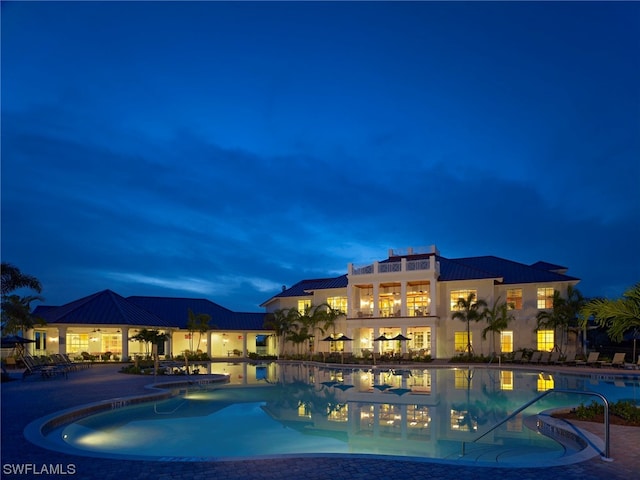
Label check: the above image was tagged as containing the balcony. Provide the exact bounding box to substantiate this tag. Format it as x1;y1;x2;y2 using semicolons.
349;258;438;276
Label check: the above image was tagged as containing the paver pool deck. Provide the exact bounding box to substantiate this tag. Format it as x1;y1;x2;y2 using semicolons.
1;362;639;480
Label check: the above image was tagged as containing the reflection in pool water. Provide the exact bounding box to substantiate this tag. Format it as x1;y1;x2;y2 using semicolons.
54;363;639;464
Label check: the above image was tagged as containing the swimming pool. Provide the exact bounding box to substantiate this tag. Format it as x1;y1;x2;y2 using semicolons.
26;363;640;466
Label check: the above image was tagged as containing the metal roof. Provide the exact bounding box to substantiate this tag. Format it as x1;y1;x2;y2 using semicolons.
33;289;172;328
440;255;578;284
262;275;348;304
127;296;267;331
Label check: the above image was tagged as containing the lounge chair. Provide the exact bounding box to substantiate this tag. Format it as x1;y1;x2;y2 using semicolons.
561;351;577;365
624;356;640;370
601;352;626;368
22;355;67;379
506;351;523;363
576;352;601;367
528;351;542;364
62;353;90;369
548;351;561;364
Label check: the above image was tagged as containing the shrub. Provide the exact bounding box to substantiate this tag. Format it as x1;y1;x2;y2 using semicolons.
575;400;640;424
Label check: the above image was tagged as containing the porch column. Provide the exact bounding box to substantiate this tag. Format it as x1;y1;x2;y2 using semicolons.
400;281;407;317
55;326;67;355
373;284;380;317
121;327;129;361
24;329;34;356
242;333;248;356
165;330;172;358
401;327;408;354
346;283;353;317
429;279;437;316
373;327;380;354
206;332;212;359
430;326;436;359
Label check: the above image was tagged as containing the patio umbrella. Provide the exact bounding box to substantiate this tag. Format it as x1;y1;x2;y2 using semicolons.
391;334;411;341
1;335;35;357
373;335;389;342
335;334;352;341
373;384;393;391
322;335;336;342
334;384;354;391
388;387;412;396
321;380;339;388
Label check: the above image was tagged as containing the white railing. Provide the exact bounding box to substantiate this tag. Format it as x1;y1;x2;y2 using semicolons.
351;259;432;275
406;259;430;271
378;262;402;273
389;245;435;257
352;264;374;275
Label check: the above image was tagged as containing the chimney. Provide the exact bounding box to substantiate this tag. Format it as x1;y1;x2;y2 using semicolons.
282;285;286;292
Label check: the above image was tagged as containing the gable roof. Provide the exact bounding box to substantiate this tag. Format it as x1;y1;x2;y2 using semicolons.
127;296;266;331
261;275;348;306
530;261;569;274
33;289;172;328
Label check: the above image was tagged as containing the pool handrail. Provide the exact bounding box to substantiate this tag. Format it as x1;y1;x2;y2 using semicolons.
461;389;611;461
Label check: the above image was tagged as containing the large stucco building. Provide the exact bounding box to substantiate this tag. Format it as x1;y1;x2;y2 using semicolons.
23;245;579;360
261;245;580;358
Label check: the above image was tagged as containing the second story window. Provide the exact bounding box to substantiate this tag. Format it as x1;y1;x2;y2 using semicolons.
327;296;347;314
506;288;523;310
450;289;477;311
297;299;311;313
537;288;554;309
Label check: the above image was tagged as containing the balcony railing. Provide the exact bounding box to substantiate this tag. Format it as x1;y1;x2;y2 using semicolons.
350;258;435;275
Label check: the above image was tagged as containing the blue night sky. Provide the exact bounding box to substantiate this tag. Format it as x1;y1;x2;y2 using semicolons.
2;1;639;312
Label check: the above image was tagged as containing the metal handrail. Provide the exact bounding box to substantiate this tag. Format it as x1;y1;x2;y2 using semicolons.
461;388;611;460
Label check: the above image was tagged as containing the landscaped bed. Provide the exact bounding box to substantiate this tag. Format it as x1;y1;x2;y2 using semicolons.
553;400;640;427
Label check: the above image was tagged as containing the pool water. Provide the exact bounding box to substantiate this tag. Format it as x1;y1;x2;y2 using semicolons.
41;364;640;465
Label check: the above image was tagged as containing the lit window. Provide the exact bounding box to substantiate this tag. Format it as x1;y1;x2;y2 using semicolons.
537;288;554;309
506;288;523;310
327;296;347;314
297;299;311;313
537;329;554;351
450;289;477;311
67;334;89;354
454;331;471;353
500;331;513;353
407;282;430;316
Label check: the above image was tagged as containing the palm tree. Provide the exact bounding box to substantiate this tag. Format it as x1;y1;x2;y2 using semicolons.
129;328;168;358
1;294;45;334
298;303;344;357
1;263;42;295
580;283;640;347
264;308;295;358
1;263;44;335
482;297;514;357
316;303;342;337
452;293;487;355
286;323;312;356
564;285;587;354
186;309;211;353
535;286;586;353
